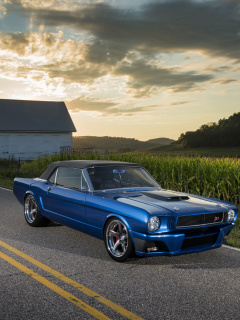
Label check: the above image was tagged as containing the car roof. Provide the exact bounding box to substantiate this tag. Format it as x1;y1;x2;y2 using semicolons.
40;160;141;180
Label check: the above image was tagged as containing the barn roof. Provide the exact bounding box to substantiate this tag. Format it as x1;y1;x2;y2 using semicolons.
0;99;76;132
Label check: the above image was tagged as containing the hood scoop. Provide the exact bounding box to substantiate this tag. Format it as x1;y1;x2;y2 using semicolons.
142;190;189;202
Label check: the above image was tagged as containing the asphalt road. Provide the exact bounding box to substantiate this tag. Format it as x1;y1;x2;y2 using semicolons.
0;188;240;320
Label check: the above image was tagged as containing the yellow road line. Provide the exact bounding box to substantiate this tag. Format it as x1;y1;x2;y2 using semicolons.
0;250;111;320
0;240;144;320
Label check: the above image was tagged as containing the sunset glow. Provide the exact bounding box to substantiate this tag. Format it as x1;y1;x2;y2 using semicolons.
0;0;240;140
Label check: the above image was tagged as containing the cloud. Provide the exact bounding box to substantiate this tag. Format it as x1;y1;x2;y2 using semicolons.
66;96;167;116
9;0;240;61
0;30;212;95
46;64;107;84
84;40;128;65
168;101;190;106
0;3;7;17
1;1;239;100
0;32;29;56
5;0;84;11
114;59;213;97
211;78;238;85
67;97;118;114
0;31;109;85
0;31;83;60
203;65;233;73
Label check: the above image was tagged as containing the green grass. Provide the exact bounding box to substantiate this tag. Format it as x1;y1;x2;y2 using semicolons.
226;215;240;248
0;157;20;190
0;176;14;190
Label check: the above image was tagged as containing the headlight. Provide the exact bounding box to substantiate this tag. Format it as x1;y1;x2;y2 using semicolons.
148;216;160;232
228;210;236;222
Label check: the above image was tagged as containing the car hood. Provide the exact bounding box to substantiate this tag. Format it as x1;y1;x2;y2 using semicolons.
112;189;228;215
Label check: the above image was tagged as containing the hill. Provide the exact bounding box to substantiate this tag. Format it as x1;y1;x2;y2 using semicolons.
146;137;175;145
73;136;174;153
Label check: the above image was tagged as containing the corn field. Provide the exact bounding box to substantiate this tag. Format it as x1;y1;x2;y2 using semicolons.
18;152;240;206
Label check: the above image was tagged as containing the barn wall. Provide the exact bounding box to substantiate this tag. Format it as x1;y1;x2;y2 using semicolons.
0;132;72;160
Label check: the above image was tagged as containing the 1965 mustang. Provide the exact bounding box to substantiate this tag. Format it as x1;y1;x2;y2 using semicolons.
13;160;238;262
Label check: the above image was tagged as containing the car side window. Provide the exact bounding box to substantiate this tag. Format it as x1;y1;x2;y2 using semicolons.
55;167;88;191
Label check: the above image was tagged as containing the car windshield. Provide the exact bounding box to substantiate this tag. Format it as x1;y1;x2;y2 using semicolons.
87;166;159;190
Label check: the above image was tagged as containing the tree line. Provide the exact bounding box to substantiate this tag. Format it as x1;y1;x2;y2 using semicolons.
177;112;240;148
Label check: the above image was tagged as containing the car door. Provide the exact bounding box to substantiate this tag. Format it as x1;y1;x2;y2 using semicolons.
43;167;89;231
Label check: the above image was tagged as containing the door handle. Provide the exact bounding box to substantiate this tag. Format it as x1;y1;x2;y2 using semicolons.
48;187;52;191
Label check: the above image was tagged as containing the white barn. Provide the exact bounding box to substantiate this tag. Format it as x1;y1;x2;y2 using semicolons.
0;99;76;160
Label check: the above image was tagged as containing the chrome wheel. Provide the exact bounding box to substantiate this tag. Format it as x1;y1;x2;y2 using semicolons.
24;195;38;224
105;219;131;260
24;194;50;227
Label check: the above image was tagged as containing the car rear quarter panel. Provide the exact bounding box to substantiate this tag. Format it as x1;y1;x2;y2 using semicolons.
13;178;36;205
13;178;50;218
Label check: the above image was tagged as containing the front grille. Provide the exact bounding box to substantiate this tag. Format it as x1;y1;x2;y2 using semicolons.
177;212;227;228
182;235;217;249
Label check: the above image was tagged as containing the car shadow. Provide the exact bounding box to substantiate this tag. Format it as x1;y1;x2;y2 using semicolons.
45;221;63;227
4;218;240;270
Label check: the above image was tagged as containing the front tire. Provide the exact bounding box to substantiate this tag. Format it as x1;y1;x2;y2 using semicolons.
104;218;134;262
24;194;50;227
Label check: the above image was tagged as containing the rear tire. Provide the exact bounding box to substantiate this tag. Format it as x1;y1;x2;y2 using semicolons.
24;194;50;227
104;218;134;262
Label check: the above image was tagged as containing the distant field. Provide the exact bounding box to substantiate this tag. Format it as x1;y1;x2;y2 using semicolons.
137;144;240;158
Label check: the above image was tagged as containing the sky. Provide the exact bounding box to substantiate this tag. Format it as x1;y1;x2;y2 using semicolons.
0;0;240;141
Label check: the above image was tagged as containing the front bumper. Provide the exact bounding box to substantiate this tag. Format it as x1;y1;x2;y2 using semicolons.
132;224;235;257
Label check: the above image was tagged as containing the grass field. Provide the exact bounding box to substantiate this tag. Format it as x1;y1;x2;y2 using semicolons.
0;153;239;248
0;177;14;190
139;144;240;158
226;216;240;248
0;158;20;190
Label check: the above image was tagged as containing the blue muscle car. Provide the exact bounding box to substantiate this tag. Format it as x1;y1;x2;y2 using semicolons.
13;160;238;262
